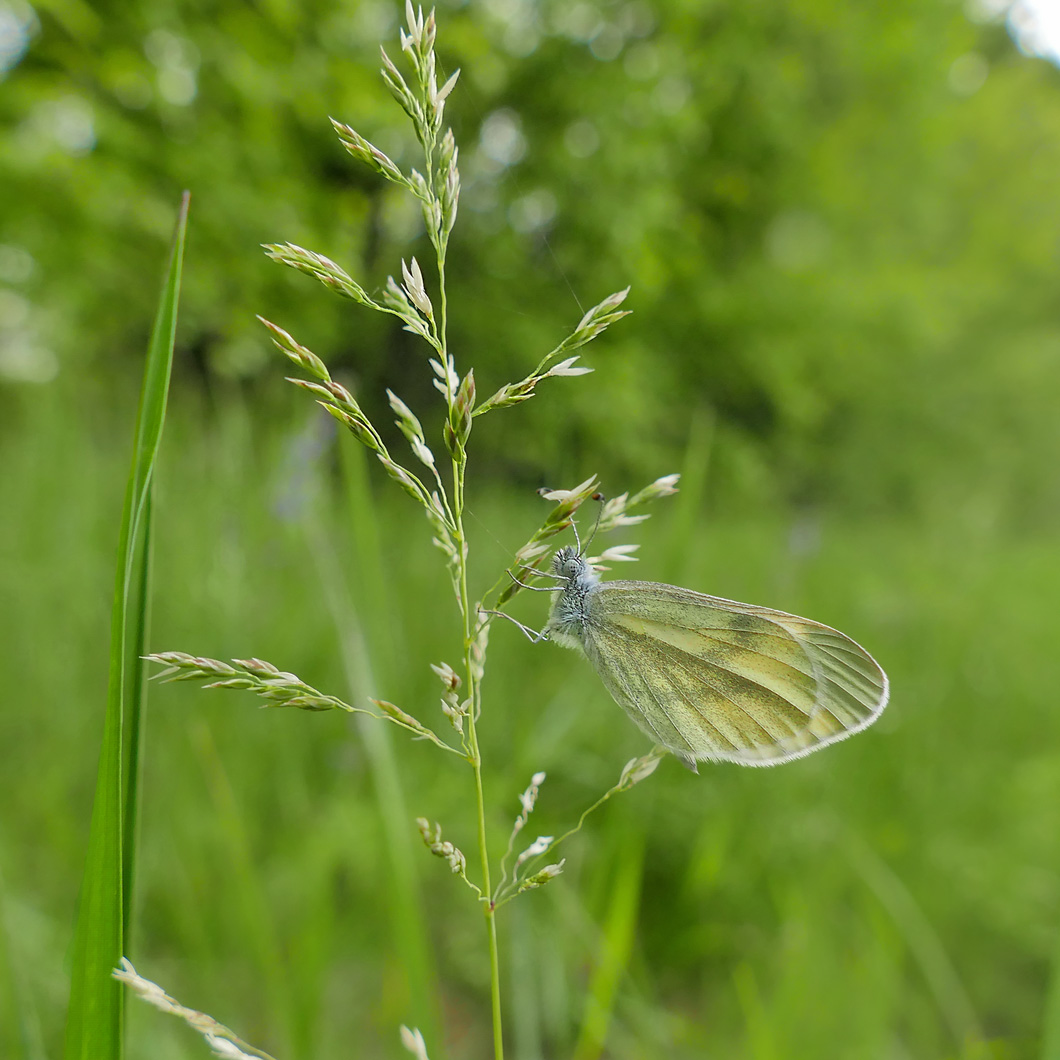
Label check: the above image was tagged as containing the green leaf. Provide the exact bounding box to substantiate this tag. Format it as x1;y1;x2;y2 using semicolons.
63;192;189;1060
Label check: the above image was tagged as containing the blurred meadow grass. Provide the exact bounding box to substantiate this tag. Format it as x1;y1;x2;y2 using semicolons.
7;377;1060;1057
5;0;1060;1057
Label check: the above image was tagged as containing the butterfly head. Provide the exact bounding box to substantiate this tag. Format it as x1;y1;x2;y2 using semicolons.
546;545;600;647
551;545;599;592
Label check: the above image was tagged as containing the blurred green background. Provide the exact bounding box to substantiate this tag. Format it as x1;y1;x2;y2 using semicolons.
4;0;1060;1056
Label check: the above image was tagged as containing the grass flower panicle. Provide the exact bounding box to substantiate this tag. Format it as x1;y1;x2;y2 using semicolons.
113;960;275;1060
133;7;680;1057
400;1024;432;1060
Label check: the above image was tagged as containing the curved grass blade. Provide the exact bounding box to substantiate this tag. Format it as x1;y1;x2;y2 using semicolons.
1042;922;1060;1059
329;437;444;1052
572;836;644;1060
63;191;189;1060
846;831;983;1051
0;854;46;1060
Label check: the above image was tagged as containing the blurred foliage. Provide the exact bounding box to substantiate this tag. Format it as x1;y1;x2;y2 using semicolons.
3;0;1060;518
7;388;1060;1058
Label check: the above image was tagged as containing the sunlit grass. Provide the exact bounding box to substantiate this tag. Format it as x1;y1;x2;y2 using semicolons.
6;370;1060;1056
61;192;187;1060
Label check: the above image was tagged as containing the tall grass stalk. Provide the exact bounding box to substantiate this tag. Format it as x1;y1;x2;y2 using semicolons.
64;191;189;1060
571;833;643;1060
135;8;676;1057
304;504;441;1048
846;832;983;1050
1043;925;1060;1060
0;858;46;1060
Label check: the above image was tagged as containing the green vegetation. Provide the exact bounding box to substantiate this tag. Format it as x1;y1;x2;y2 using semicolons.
63;192;188;1060
3;0;1060;1057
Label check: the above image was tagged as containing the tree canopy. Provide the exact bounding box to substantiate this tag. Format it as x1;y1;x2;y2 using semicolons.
2;0;1059;518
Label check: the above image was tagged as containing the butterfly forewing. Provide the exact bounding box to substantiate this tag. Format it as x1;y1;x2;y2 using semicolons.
582;580;888;766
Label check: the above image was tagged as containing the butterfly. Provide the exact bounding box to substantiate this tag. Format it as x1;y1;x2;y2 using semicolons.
543;546;888;770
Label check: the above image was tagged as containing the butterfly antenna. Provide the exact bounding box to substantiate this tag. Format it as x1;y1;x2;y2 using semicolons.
507;567;562;592
581;492;606;555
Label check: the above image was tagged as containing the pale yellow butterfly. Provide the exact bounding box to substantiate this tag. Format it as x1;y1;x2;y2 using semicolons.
544;545;888;770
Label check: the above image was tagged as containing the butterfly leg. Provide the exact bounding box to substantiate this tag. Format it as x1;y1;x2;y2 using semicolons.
478;607;549;644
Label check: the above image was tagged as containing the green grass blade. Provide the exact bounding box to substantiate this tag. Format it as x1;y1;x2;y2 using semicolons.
122;490;152;939
732;961;778;1060
508;899;543;1060
847;832;983;1051
188;720;294;1056
63;191;189;1060
0;856;47;1060
333;436;442;1051
1041;923;1060;1059
572;835;644;1060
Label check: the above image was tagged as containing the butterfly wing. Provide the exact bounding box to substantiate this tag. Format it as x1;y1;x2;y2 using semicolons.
579;580;889;767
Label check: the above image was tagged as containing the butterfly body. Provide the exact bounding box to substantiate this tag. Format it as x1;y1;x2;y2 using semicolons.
545;546;889;769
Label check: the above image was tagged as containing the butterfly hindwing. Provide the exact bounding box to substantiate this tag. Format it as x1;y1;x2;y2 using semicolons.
580;581;888;766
